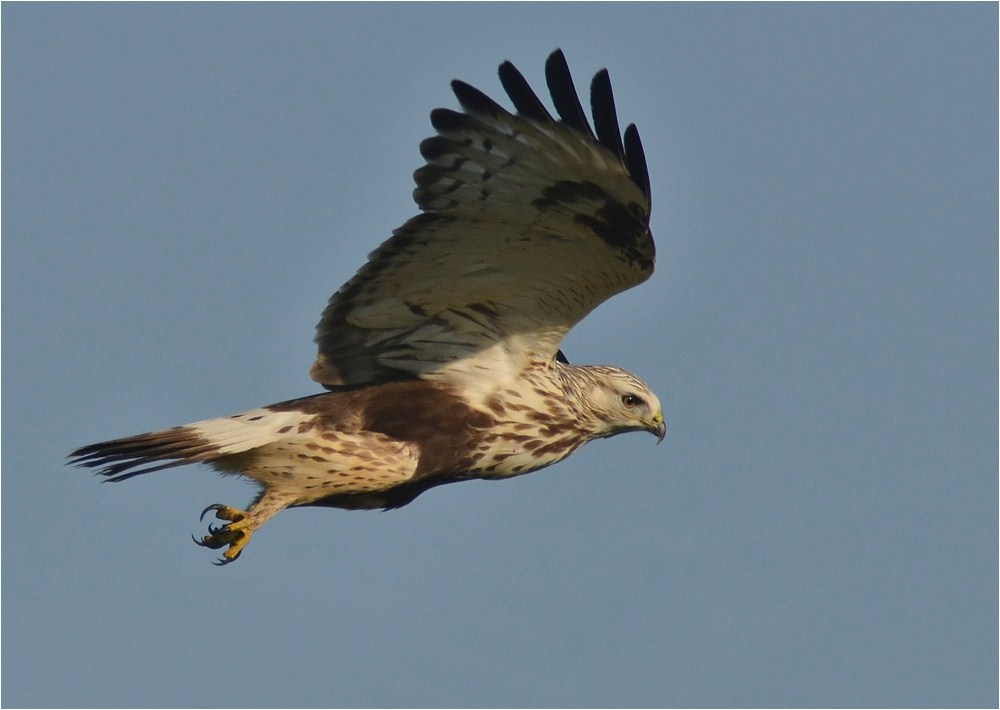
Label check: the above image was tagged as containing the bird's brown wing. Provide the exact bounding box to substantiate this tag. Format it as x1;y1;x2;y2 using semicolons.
311;50;654;389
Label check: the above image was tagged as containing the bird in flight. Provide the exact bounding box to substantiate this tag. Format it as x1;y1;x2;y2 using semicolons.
70;49;663;564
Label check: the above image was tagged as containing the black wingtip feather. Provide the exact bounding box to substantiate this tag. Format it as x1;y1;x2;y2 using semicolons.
434;50;650;205
624;124;651;205
450;79;510;119
590;69;625;162
498;60;552;121
429;107;474;133
544;49;595;139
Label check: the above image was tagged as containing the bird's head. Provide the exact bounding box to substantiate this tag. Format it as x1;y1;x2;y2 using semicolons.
578;366;665;443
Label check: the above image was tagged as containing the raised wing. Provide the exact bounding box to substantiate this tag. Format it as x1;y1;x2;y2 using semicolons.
311;50;654;388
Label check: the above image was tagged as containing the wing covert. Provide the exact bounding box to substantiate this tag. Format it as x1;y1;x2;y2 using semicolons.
311;49;654;389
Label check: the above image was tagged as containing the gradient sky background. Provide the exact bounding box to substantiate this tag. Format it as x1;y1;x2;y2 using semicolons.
3;4;996;708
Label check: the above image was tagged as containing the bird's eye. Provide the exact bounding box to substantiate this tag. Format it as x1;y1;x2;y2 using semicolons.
621;393;643;408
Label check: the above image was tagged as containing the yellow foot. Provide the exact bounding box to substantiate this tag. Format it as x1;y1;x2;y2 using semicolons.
193;504;253;565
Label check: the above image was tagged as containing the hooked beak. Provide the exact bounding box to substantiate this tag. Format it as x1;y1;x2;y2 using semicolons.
649;410;665;444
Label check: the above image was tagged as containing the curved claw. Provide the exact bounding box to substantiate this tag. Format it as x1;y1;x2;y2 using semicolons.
200;504;225;522
192;533;226;550
212;550;241;566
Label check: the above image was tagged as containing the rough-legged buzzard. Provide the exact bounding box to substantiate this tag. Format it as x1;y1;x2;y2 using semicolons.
70;50;664;564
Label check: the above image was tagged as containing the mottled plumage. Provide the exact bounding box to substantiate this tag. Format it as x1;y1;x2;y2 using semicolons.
69;50;665;564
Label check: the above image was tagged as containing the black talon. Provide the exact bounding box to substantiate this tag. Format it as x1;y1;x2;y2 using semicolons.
192;533;226;550
212;550;240;566
200;504;224;521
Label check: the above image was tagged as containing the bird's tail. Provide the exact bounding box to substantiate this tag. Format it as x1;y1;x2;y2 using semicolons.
69;406;315;482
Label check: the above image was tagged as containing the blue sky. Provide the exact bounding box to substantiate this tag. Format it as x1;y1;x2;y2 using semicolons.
3;4;996;707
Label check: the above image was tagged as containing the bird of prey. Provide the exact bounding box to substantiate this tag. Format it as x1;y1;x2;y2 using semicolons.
69;49;664;564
